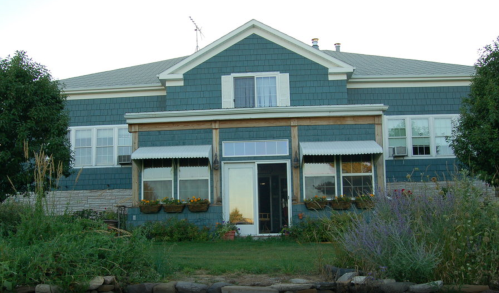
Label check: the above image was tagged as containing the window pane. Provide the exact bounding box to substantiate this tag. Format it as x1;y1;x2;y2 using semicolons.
389;138;406;147
234;142;245;156
266;141;277;155
96;129;113;165
143;167;172;180
75;129;92;166
178;166;209;179
244;142;256;156
342;176;372;197
75;147;92;166
234;77;255;108
143;180;172;201
341;155;372;174
255;141;266;155
303;163;335;175
179;179;209;202
305;176;335;199
256;76;277;107
412;119;429;136
434;119;452;136
75;129;92;147
388;119;406;137
436;137;454;156
118;128;132;155
276;141;288;155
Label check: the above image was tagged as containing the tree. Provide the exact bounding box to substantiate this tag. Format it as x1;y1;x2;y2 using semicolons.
451;37;499;188
0;51;72;202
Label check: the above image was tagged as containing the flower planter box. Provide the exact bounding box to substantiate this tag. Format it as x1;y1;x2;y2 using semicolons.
163;204;185;213
139;205;162;214
187;203;209;212
304;201;327;210
354;201;375;209
330;201;352;210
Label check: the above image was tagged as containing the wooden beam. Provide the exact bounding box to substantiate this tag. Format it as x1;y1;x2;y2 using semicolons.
212;127;220;205
130;115;379;132
374;116;385;192
291;124;300;203
131;131;140;206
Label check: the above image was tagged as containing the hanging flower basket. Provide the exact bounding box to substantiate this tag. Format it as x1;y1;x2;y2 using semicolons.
187;203;210;212
330;201;352;210
139;204;162;214
163;204;185;213
305;201;327;210
222;230;236;241
354;201;375;209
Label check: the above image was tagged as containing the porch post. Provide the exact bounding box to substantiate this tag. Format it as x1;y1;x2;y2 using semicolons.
212;121;221;204
131;125;140;206
375;116;385;192
291;120;300;203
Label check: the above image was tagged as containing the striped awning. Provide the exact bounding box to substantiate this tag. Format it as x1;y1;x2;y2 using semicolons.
300;141;382;161
131;145;212;164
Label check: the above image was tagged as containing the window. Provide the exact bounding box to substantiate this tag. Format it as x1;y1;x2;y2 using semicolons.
303;156;336;200
221;72;290;108
385;115;458;158
341;155;373;197
178;158;210;202
70;125;132;167
223;140;288;157
142;159;173;201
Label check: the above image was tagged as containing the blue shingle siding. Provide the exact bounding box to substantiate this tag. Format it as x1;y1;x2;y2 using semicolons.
140;129;213;147
347;86;470;115
58;167;132;190
166;34;348;111
298;125;376;142
385;158;457;183
66;95;166;127
127;206;223;229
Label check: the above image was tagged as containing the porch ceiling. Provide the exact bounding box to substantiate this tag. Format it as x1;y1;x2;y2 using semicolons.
131;145;212;164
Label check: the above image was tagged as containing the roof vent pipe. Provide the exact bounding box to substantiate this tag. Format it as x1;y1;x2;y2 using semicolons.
335;43;341;52
312;38;319;49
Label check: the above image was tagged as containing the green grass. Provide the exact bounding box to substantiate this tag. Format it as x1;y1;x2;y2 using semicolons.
152;238;336;276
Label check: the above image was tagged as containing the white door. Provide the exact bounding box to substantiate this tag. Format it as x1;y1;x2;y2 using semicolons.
223;163;257;236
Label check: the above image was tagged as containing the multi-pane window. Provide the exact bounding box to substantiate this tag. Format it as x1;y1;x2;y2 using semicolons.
75;129;92;166
142;159;173;201
178;158;210;202
341;155;373;197
385;115;457;158
70;126;132;167
303;156;336;200
223;140;288;157
434;118;454;156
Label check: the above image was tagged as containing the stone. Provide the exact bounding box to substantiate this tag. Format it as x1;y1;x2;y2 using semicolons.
221;286;279;293
380;282;415;293
34;284;61;293
103;276;116;285
15;286;35;293
409;281;443;293
97;284;115;291
352;276;368;284
176;281;209;293
207;282;233;293
296;290;317;293
126;283;159;293
337;272;358;285
291;279;313;284
270;284;313;291
88;276;105;290
315;282;336;290
442;285;490;293
324;265;357;280
154;282;177;293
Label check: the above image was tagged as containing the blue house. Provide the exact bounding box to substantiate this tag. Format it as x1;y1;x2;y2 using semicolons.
60;20;474;235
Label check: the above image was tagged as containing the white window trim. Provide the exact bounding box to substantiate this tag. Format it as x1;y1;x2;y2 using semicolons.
384;114;458;160
221;72;290;108
70;124;131;168
222;140;289;157
339;155;375;197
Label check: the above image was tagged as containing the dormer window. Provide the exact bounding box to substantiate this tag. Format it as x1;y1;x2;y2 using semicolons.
222;72;290;108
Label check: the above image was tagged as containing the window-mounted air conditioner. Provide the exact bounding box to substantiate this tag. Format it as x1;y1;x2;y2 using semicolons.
118;155;132;165
391;146;408;157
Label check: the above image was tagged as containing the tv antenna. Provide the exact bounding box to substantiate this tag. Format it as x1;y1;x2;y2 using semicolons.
189;16;204;52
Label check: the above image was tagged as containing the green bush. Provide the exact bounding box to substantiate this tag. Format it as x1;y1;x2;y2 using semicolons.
0;201;33;236
288;213;356;243
142;218;211;242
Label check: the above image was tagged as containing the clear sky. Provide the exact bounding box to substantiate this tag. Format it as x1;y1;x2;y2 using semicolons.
1;0;498;80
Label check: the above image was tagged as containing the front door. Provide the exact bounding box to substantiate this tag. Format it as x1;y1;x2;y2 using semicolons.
223;162;289;236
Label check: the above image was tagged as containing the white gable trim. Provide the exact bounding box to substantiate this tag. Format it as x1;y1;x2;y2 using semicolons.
347;75;472;89
158;20;354;86
64;85;166;100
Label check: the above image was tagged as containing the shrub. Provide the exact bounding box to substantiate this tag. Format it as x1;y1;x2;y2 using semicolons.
142;218;211;242
288;213;356;243
335;171;499;284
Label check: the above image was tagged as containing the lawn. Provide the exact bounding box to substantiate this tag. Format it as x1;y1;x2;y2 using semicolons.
152;238;336;277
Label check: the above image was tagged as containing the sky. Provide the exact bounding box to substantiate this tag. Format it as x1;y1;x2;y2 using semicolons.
1;0;498;81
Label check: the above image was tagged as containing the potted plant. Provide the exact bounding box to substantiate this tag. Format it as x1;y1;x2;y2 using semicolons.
330;195;352;210
354;194;375;209
215;221;239;240
187;197;210;212
304;195;328;210
139;199;162;214
161;197;185;213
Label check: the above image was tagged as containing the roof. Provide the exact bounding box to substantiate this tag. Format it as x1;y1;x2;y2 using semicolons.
300;141;383;158
131;145;212;164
